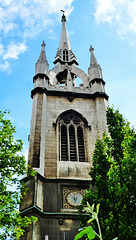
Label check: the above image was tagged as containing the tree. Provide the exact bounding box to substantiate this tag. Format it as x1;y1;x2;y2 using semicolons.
0;111;36;239
78;106;136;240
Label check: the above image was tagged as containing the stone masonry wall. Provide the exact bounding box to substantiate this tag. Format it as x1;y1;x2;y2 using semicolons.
44;95;107;178
28;93;44;168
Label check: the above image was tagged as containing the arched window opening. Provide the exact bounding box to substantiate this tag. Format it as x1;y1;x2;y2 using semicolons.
61;125;68;161
69;125;77;161
59;112;87;162
74;76;83;87
77;126;85;162
63;49;68;61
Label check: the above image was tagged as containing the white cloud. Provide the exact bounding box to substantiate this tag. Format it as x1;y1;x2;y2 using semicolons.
128;1;136;32
0;0;73;37
4;42;27;60
95;0;116;24
0;43;4;55
94;0;136;37
69;30;74;36
0;0;74;72
0;60;11;72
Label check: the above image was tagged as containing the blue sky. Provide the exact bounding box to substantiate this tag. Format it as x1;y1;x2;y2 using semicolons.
1;0;136;159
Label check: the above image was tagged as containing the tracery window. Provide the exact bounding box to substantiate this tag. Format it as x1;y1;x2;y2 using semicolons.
59;113;86;162
63;49;68;61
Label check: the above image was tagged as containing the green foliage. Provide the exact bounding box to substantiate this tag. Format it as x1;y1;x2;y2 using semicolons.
79;106;136;240
75;226;96;240
75;203;118;240
0;111;37;239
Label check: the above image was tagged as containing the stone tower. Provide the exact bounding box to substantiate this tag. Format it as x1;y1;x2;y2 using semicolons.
20;14;108;240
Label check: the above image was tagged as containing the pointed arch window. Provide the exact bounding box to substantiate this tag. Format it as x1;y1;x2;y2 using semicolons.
63;49;68;61
59;112;86;162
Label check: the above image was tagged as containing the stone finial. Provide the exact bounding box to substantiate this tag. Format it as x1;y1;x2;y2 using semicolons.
89;45;94;52
39;41;47;62
61;10;66;22
41;41;46;48
89;45;98;67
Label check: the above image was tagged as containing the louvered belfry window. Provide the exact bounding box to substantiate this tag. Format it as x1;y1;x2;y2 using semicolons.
63;49;68;61
60;113;86;162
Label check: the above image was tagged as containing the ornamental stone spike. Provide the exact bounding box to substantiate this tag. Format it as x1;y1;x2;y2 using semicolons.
88;45;103;81
35;41;49;75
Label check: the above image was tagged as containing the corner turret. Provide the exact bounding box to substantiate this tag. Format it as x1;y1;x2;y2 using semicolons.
33;41;49;89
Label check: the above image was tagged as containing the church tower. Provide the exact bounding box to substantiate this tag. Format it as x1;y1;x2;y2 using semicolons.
20;13;108;240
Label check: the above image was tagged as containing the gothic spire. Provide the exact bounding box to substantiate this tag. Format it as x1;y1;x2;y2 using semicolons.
54;13;78;65
35;41;49;75
88;45;103;81
59;14;71;50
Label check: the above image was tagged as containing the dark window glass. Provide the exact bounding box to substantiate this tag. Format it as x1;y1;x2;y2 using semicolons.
63;49;68;61
77;126;85;162
61;125;68;161
69;125;77;161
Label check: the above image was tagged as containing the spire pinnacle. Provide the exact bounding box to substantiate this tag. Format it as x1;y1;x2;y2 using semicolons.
89;45;99;67
54;12;78;65
88;45;103;81
35;41;49;75
59;12;70;50
38;40;47;62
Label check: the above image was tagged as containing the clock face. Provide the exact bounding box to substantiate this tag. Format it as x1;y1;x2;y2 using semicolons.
63;189;85;209
67;191;83;206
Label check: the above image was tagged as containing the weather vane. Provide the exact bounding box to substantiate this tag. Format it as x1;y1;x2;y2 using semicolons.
60;9;66;22
60;10;65;14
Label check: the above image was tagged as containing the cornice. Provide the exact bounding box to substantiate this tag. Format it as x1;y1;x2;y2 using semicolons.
31;86;109;102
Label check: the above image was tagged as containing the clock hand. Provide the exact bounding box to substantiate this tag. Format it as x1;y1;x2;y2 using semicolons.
73;195;77;202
